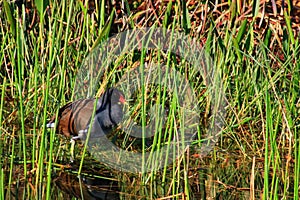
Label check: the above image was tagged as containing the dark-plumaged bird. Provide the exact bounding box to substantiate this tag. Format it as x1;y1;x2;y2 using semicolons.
47;88;125;161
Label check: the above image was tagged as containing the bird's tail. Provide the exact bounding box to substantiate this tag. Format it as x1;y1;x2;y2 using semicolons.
46;122;55;128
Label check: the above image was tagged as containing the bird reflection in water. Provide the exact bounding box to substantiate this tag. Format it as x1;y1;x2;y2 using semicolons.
54;171;120;200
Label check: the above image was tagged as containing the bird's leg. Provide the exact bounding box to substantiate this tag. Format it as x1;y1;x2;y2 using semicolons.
69;131;86;162
70;138;76;163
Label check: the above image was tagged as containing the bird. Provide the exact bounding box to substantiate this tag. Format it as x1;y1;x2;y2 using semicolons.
47;88;126;161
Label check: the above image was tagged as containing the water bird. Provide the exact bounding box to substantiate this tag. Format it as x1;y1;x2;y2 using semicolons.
47;88;125;161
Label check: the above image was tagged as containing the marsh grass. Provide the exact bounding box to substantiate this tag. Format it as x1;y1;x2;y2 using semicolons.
1;0;300;199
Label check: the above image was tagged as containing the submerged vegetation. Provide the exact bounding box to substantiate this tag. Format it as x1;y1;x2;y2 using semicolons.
0;0;299;199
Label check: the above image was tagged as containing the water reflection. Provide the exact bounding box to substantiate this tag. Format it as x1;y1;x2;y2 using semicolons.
54;171;120;200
